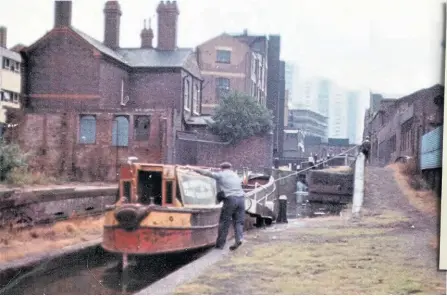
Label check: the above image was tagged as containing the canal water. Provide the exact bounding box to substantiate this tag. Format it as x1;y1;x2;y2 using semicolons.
1;246;210;295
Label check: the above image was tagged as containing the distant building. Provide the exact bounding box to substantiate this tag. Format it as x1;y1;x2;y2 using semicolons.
196;31;268;115
317;79;330;117
287;108;328;141
363;84;444;166
346;91;360;144
285;62;294;104
328;86;348;138
0;26;22;133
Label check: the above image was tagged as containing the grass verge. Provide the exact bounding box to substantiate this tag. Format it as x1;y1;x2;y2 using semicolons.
388;163;438;216
0;216;104;262
175;212;445;295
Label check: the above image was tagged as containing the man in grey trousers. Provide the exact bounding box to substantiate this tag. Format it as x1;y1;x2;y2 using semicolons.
186;162;246;251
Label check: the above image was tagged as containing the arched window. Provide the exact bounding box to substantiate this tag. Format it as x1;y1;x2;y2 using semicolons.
79;115;96;144
112;116;129;147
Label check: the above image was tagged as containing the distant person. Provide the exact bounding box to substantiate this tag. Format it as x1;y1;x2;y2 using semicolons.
308;154;315;167
361;136;371;164
186;162;245;251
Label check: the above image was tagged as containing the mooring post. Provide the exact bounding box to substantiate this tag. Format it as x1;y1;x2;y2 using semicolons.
277;195;288;223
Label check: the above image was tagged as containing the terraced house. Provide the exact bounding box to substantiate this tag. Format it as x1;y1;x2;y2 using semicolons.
0;26;22;135
7;0;204;181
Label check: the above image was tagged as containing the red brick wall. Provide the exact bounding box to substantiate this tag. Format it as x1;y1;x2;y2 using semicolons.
197;34;251;114
26;29;100;98
195;134;273;170
8;110;169;182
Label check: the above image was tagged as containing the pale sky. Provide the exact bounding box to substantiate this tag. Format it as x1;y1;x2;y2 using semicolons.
0;0;445;99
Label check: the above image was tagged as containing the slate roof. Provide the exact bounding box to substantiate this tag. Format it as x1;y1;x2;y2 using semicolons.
116;48;192;68
70;27;198;75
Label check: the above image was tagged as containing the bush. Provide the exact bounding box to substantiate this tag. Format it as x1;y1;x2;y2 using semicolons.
208;91;273;144
0;141;28;181
6;167;59;186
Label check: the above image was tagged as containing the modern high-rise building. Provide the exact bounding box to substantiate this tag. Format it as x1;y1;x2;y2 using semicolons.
317;79;330;117
285;62;294;102
328;85;348;138
346;91;360;144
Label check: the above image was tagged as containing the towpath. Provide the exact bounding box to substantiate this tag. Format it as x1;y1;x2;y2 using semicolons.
172;166;446;294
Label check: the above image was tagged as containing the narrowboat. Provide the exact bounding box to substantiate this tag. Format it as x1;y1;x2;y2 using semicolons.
102;159;277;263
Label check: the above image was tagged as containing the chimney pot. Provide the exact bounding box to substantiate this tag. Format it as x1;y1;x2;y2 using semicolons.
54;0;72;28
141;19;154;48
103;1;122;49
0;27;7;48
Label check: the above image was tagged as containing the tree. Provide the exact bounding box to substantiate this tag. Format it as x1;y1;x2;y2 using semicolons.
208;91;273;144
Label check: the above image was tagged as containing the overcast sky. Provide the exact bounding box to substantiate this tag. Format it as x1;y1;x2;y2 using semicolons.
0;0;445;99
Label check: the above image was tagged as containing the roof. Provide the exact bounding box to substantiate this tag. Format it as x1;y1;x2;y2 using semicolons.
185;115;213;125
29;26;200;75
117;48;193;68
71;27;127;64
0;46;22;62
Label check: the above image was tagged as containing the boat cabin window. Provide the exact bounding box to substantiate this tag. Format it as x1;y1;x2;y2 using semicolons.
138;170;162;205
165;181;173;204
177;171;217;206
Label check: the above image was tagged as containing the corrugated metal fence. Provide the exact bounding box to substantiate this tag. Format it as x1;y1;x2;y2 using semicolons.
420;126;443;170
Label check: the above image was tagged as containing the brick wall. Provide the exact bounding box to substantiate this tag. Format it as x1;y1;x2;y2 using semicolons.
197;34;251;114
177;134;273;170
364;84;443;166
7;109;168;181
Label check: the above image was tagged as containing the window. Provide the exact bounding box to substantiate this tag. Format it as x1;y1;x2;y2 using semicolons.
184;79;191;110
2;58;10;69
112;115;129;147
216;50;231;64
255;59;259;77
1;91;20;103
79;115;96;144
134;115;150;141
216;77;230;99
193;84;200;114
1;91;10;102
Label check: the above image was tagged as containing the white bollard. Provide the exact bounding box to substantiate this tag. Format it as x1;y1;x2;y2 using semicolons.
352;153;365;218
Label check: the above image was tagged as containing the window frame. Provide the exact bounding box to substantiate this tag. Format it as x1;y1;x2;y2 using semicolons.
216;77;230;99
78;115;97;145
193;83;200;115
216;50;231;64
134;115;151;141
112;115;130;147
184;79;191;111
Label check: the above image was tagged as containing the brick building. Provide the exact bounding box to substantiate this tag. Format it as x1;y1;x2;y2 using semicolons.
363;84;444;166
0;26;22;131
196;30;268;115
6;1;273;181
196;31;284;160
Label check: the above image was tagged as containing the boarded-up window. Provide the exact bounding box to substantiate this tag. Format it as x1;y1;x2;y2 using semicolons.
134;115;150;141
112;116;129;147
79;115;96;144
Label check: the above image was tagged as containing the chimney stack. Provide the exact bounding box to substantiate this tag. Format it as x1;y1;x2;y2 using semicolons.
156;1;179;51
141;19;154;48
103;1;122;49
0;27;6;48
54;0;72;28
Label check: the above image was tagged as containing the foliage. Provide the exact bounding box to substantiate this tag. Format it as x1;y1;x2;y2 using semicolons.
6;167;59;186
208;91;273;144
0;140;28;181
